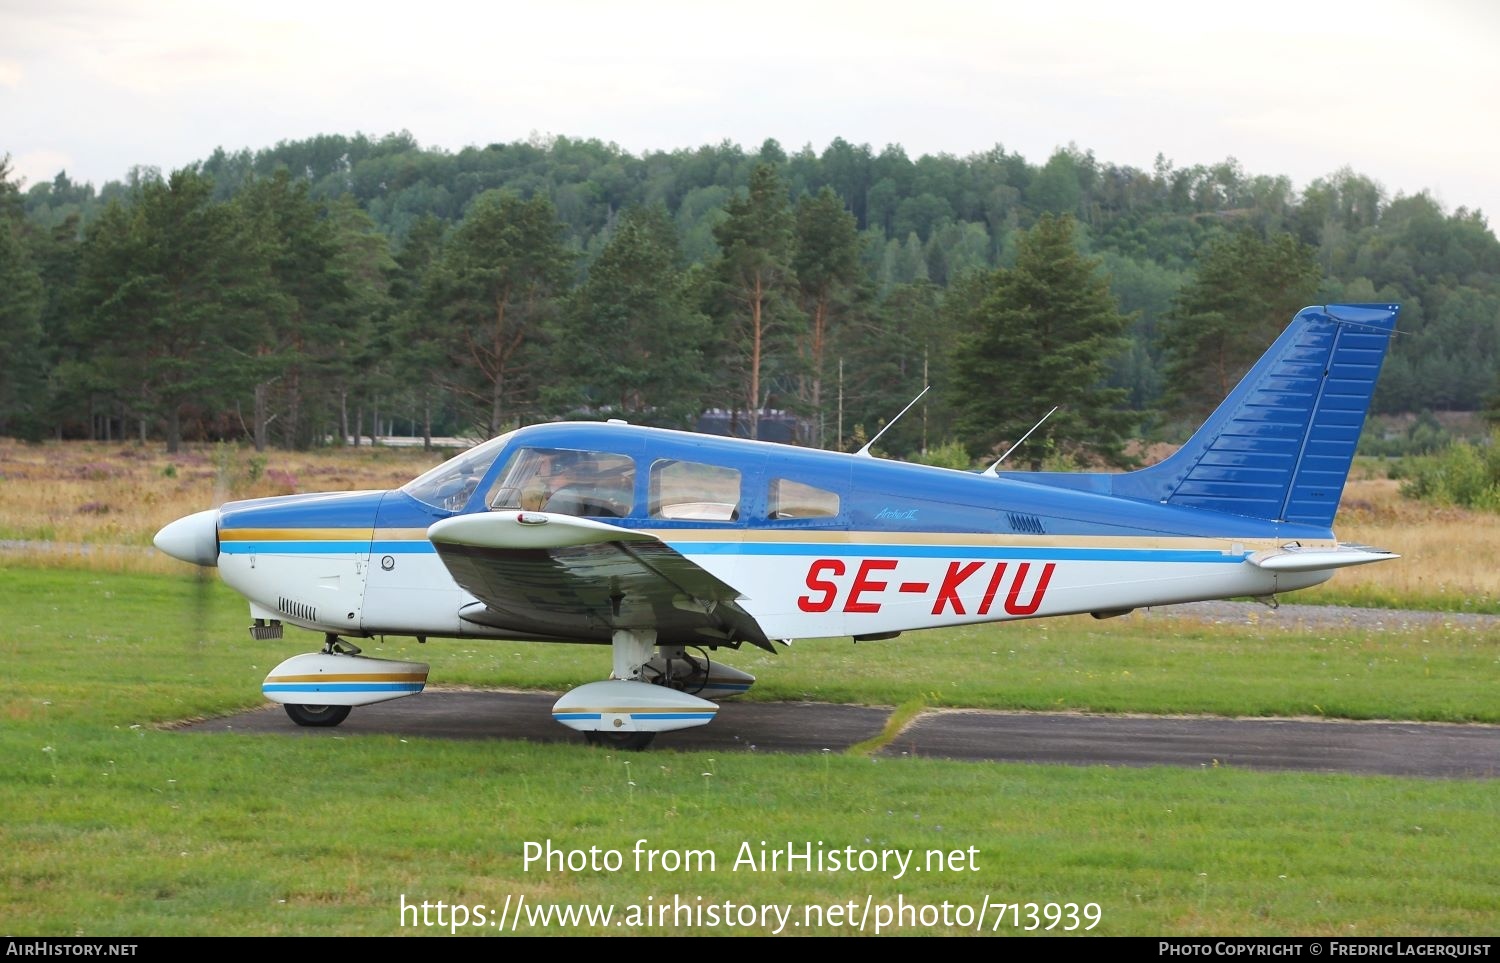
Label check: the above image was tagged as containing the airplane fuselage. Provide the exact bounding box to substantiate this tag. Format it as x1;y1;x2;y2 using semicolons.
212;421;1336;646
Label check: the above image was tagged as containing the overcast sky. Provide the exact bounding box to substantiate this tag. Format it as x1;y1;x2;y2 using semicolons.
3;0;1497;232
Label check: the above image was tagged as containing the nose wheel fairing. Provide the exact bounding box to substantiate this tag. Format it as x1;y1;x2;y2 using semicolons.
552;679;719;735
262;651;430;708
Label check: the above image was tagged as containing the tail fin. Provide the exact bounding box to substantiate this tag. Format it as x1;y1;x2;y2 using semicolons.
1113;303;1399;526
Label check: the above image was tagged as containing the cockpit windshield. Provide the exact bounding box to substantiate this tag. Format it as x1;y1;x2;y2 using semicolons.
401;434;513;511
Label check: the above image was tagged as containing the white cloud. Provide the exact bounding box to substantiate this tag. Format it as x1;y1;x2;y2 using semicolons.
9;150;75;189
0;0;1496;223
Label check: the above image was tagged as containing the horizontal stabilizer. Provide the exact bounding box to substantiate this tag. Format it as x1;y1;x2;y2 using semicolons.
1246;544;1399;573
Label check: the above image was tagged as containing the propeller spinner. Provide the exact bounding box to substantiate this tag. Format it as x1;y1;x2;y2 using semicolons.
154;509;219;567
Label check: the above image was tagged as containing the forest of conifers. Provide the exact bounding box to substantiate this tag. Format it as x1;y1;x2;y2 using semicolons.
1;131;1496;461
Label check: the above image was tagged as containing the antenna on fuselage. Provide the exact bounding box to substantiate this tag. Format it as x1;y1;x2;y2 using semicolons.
981;405;1060;476
855;386;930;458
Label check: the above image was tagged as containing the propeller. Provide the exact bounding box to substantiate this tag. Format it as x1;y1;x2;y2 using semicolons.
154;450;231;643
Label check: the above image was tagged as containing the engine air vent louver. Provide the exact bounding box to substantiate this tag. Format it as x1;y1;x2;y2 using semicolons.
1006;512;1045;535
277;596;317;623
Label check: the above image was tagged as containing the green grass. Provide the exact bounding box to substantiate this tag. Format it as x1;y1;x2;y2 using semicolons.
3;565;1498;936
1296;578;1500;615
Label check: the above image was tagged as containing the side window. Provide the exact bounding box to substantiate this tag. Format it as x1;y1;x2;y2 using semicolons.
768;478;840;520
649;459;741;521
486;448;635;518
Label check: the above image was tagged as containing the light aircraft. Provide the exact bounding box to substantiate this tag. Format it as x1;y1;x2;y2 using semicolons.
155;303;1400;749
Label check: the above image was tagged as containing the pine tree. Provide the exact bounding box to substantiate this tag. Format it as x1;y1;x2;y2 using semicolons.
1162;230;1320;418
793;187;861;446
73;167;248;452
710;163;799;439
551;204;710;425
428;191;574;436
948;214;1134;469
233;170;354;450
0;158;46;438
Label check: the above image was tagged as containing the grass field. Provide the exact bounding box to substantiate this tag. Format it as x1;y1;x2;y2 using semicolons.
2;439;1498;936
2;566;1497;936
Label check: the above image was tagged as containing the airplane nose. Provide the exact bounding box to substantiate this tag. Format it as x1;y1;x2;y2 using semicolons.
154;509;220;567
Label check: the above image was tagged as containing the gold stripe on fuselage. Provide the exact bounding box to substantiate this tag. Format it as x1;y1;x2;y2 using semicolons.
223;528;375;542
642;530;1329;552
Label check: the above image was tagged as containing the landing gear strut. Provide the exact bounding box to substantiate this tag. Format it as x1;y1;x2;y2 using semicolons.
642;645;712;694
583;628;660;750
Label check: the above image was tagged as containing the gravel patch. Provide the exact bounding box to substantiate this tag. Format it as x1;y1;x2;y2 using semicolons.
1132;600;1499;634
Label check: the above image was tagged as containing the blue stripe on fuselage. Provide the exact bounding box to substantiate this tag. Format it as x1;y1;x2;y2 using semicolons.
263;682;424;693
372;540;439;554
218;539;435;555
552;712;716;721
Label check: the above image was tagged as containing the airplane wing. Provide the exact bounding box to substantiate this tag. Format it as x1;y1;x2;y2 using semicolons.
426;511;773;650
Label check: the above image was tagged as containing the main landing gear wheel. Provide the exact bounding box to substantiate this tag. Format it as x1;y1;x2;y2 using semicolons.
284;703;352;728
584;730;656;751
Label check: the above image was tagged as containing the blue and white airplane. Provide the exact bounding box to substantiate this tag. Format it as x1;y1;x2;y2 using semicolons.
155;303;1400;749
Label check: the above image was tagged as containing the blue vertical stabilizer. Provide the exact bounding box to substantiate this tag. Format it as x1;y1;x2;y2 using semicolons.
1113;303;1399;526
1002;304;1400;528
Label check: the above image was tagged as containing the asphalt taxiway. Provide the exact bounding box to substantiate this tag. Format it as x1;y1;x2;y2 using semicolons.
177;689;1500;779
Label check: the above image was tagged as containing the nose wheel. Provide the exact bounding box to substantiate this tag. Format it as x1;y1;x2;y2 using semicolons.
584;730;656;751
283;703;352;727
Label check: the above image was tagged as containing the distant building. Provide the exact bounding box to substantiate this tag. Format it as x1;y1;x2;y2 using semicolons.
695;409;811;444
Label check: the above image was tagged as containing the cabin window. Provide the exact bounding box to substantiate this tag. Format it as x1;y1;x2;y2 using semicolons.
649;459;740;521
768;478;840;519
486;448;635;518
